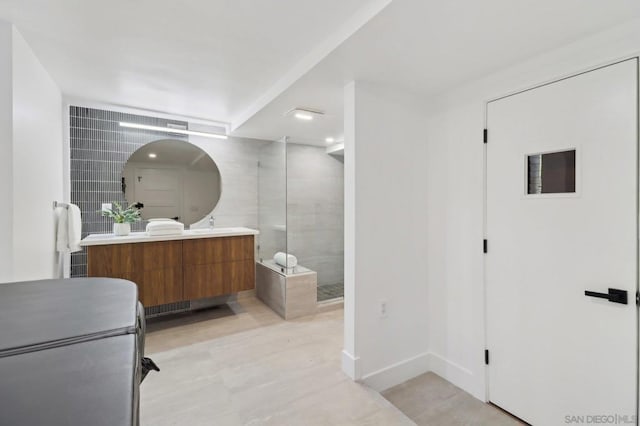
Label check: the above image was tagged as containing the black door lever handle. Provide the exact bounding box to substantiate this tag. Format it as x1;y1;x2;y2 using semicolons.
584;288;628;305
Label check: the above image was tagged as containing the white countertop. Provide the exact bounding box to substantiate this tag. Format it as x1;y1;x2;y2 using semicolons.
80;227;260;247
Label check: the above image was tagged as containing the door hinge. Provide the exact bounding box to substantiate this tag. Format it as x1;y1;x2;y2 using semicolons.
485;349;489;365
483;239;488;254
636;291;639;306
483;128;488;144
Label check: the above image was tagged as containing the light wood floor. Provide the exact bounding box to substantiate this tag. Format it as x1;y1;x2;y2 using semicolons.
142;296;522;425
141;296;412;425
383;373;525;425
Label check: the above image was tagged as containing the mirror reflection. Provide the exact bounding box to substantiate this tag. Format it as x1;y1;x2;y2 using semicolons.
122;139;222;225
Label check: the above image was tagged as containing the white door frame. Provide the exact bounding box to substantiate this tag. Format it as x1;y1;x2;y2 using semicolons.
482;56;640;416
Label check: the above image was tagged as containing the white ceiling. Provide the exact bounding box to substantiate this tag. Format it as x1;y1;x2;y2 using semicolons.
233;0;640;145
3;0;640;146
0;0;382;124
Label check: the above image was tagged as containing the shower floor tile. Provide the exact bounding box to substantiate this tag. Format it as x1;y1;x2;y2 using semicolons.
317;283;344;302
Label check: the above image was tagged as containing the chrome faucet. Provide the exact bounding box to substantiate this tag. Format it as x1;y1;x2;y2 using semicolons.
209;216;215;228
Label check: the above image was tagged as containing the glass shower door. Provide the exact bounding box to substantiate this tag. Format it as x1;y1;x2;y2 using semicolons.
257;138;287;271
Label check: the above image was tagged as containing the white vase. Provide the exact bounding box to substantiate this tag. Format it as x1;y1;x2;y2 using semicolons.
113;223;131;236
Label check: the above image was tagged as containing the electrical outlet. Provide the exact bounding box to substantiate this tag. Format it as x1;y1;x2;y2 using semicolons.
101;203;112;212
380;300;388;318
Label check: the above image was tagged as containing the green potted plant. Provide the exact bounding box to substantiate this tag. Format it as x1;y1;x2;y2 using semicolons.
100;202;141;236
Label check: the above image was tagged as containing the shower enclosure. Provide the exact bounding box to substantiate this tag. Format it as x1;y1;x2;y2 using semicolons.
257;137;344;302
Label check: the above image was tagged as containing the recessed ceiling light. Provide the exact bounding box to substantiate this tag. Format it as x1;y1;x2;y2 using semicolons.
295;112;314;121
119;122;228;139
148;153;157;158
325;137;335;143
285;107;324;121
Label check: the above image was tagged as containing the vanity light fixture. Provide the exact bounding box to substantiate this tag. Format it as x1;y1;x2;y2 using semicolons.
285;107;324;121
148;153;157;159
325;137;335;143
119;122;228;139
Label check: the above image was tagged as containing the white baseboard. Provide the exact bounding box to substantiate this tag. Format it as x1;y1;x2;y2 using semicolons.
341;349;361;380
358;351;477;394
361;352;431;392
426;352;476;397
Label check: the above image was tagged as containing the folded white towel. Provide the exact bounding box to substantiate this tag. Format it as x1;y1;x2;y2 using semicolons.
147;221;182;230
147;229;185;236
146;220;183;230
146;220;184;236
274;252;297;268
56;203;82;253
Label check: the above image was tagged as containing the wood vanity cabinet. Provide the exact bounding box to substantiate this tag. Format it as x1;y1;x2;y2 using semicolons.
87;241;183;306
87;236;255;307
182;236;255;299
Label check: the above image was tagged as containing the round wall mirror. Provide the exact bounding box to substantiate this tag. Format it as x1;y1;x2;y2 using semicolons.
122;139;222;226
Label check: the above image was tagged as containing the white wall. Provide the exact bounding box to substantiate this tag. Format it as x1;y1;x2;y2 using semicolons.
11;27;64;281
0;22;63;283
424;18;640;401
0;23;13;282
343;81;430;390
342;18;640;398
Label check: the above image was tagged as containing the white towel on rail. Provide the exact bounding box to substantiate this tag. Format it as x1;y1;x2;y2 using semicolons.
55;207;68;252
67;204;82;252
56;203;82;253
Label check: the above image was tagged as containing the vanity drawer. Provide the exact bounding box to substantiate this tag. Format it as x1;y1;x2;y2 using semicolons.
183;264;228;299
228;260;256;293
183;260;255;299
87;241;183;306
182;236;254;264
139;241;182;270
139;268;183;307
87;243;138;275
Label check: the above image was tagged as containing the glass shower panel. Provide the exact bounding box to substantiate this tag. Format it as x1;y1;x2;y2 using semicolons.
286;142;344;301
257;138;287;272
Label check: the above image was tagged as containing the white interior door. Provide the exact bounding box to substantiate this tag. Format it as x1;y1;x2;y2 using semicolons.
486;59;638;425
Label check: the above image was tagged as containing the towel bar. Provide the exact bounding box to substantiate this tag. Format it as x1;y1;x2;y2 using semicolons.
53;201;70;209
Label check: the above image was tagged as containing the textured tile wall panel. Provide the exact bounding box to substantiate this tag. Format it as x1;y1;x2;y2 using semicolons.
69;106;187;277
286;144;344;288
